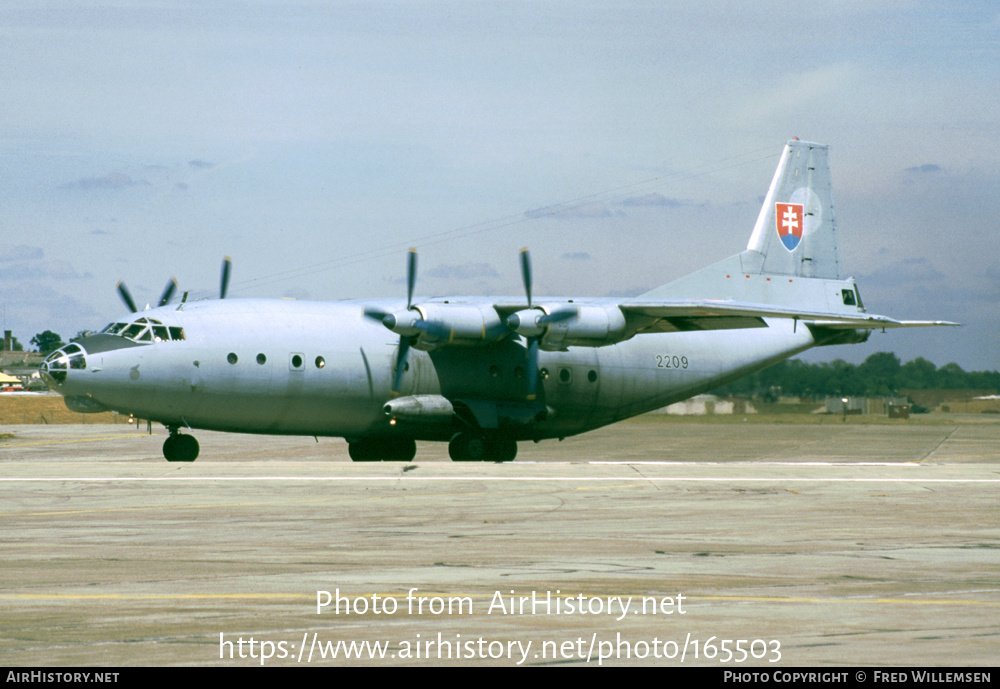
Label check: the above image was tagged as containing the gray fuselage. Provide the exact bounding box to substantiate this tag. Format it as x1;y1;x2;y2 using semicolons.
47;296;817;442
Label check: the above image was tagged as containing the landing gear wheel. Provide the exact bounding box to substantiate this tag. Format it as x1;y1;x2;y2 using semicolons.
449;432;489;461
488;436;518;462
348;438;417;462
163;433;199;462
450;432;517;461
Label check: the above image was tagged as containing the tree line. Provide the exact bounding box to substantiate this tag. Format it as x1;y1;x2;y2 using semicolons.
3;330;64;354
713;352;1000;399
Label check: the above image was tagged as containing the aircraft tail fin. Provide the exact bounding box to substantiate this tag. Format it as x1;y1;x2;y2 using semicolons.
642;139;850;309
744;138;841;279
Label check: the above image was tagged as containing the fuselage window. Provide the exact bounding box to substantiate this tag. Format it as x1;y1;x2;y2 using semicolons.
227;353;238;365
257;353;267;365
152;325;170;342
841;289;857;306
290;353;304;370
559;367;572;384
315;356;326;369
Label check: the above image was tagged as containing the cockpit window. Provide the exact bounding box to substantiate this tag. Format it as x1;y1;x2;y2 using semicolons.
124;323;147;339
100;317;185;343
41;345;86;384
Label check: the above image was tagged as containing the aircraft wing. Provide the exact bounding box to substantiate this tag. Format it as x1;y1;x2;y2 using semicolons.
617;301;960;334
491;299;959;340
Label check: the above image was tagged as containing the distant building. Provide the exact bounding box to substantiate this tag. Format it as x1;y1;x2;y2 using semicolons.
656;394;756;415
0;371;25;391
824;396;910;417
900;389;997;409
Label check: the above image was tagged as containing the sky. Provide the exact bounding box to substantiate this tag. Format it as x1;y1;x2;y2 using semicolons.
1;1;998;371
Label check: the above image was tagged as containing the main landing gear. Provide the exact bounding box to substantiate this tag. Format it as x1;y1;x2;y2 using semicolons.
348;437;418;462
346;433;517;462
448;431;517;462
163;427;199;462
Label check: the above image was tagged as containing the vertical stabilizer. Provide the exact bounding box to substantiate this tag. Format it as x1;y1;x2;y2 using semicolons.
744;139;841;279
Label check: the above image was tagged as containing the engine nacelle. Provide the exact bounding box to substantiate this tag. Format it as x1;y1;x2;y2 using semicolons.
408;303;509;350
384;394;455;423
539;304;629;349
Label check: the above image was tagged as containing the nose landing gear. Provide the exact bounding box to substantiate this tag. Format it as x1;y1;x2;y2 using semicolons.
163;428;199;462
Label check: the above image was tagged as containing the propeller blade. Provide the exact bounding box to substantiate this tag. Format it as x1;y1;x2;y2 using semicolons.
391;337;411;395
526;337;540;400
116;281;138;313
158;278;178;307
406;248;417;309
537;306;577;325
363;306;391;322
220;256;232;299
519;247;532;307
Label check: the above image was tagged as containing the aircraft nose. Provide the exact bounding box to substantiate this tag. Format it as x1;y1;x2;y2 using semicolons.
40;343;88;387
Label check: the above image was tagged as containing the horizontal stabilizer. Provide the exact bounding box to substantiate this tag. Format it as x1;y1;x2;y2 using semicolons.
805;318;961;330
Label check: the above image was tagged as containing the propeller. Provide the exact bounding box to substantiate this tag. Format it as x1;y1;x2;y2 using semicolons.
116;278;177;313
158;278;178;307
364;248;420;395
220;256;232;299
116;257;229;313
116;281;138;314
508;248;576;400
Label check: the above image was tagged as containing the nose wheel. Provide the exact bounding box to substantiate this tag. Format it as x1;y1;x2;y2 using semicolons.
163;430;199;462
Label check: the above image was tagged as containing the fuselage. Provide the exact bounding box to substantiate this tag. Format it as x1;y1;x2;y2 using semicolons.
43;296;818;442
38;140;949;463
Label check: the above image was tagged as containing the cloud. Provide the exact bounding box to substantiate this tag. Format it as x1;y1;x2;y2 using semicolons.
561;252;591;260
525;202;623;219
189;159;215;169
282;286;311;300
425;263;500;280
0;245;88;280
527;194;694;220
59;173;151;191
0;246;45;262
904;164;943;174
617;193;691;208
861;257;946;287
0;282;101;342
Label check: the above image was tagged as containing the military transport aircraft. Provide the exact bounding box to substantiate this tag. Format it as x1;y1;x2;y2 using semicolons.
40;139;955;462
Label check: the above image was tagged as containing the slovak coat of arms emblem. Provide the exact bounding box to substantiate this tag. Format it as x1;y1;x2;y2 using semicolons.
775;202;804;251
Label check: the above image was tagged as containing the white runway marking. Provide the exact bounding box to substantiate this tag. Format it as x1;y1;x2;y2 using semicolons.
2;475;998;483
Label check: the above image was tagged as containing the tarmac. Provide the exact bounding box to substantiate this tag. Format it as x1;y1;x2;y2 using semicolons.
1;416;998;666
